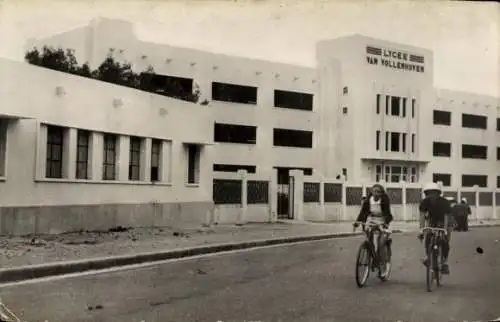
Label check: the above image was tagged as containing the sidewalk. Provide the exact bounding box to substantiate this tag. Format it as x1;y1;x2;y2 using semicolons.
1;219;498;270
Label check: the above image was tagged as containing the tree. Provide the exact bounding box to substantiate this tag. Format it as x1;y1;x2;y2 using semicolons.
24;46;205;104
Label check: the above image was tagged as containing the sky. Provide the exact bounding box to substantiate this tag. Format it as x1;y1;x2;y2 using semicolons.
0;0;498;97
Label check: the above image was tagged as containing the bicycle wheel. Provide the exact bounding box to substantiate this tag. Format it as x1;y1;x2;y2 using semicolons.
355;242;371;288
378;244;391;282
426;241;436;292
435;239;443;288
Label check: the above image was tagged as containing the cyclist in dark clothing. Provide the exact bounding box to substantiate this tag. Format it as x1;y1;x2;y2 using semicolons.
418;182;452;274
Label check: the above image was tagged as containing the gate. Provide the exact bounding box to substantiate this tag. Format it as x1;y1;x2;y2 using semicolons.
277;169;294;219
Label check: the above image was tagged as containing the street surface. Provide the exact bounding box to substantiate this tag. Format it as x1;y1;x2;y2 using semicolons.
1;227;499;322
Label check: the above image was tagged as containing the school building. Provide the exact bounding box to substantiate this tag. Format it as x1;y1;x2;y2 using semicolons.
0;17;496;233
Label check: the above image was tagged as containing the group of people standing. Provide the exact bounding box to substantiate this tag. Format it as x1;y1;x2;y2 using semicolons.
355;182;472;275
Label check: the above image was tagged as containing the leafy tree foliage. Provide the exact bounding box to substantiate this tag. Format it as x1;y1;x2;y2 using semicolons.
24;46;202;103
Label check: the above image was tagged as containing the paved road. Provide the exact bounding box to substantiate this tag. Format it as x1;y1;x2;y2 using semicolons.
1;227;500;322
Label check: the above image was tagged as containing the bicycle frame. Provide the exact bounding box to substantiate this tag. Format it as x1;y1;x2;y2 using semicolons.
355;221;390;262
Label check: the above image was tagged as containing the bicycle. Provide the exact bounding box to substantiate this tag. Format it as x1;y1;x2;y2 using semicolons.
420;226;448;292
353;220;392;288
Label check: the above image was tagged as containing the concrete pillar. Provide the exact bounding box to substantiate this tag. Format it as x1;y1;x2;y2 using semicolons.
269;168;278;223
474;185;480;220
65;128;77;180
290;169;304;221
89;132;104;180
117;135;130;181
401;180;408;221
142;138;152;182
237;169;248;224
36;123;48;179
319;178;325;221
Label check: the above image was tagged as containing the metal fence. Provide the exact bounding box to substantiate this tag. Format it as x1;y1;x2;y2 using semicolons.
303;182;320;203
247;180;269;204
213;179;242;204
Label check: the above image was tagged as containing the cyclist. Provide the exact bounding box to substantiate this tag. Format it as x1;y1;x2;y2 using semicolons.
353;184;393;259
418;182;452;274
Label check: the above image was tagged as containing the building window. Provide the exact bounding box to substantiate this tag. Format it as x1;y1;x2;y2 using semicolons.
497;147;500;160
462;174;487;188
385;96;390;115
274;90;313;111
186;144;200;184
376;130;380;151
103;134;117;180
497;118;500;131
402;133;407;152
390;132;400;152
375;165;382;182
213;164;256;173
76;130;90;179
376;94;381;114
411;98;416;118
214;123;257;144
433;173;451;187
343;86;348;95
433;110;451;126
497;176;500;188
462;144;487;159
380;165;418;183
411;134;415;153
129;136;142;181
139;73;195;102
342;106;348;114
0;120;8;177
462;113;487;130
212;82;257;104
385;131;389;151
46;125;65;179
273;128;313;148
402;98;407;117
433;142;452;157
151;139;162;182
390;96;401;116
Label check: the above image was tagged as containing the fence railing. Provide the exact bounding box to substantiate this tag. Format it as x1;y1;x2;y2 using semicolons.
211;169;500;224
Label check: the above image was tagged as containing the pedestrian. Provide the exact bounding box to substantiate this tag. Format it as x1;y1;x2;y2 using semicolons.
455;197;471;231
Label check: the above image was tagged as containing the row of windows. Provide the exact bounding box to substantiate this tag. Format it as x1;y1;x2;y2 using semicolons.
45;125;201;184
433;173;500;188
375;165;418;183
213;123;313;148
433;110;499;131
375;131;416;153
376;94;416;118
433;142;499;160
145;73;314;110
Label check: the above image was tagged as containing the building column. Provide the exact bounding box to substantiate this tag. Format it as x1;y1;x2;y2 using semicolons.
117;136;130;181
89;132;103;180
142;138;152;182
64;128;77;180
161;140;172;183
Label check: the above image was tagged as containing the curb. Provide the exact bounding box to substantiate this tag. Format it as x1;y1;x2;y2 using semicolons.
0;230;376;285
0;224;497;285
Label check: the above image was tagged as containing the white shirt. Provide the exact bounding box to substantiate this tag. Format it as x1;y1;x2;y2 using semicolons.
369;196;383;217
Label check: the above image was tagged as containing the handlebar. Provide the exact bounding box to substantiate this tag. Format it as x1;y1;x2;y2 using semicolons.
421;227;448;236
353;221;390;233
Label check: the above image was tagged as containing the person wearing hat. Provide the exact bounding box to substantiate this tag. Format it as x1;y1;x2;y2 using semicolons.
418;182;453;275
455;197;471;231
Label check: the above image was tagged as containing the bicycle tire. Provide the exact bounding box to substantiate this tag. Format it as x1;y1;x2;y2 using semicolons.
355;241;371;288
426;237;436;292
435;237;443;287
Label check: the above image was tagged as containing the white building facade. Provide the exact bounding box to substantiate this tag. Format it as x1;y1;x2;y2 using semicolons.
1;17;496;231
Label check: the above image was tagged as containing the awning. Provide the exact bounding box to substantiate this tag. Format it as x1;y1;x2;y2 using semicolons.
182;141;215;146
0;113;34;120
361;156;430;163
